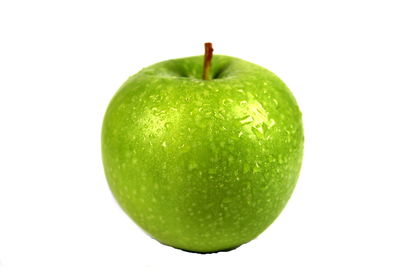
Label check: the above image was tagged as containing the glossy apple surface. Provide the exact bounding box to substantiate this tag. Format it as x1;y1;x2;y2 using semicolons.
102;55;304;253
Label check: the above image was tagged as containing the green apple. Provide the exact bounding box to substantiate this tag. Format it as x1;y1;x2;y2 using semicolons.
102;47;303;253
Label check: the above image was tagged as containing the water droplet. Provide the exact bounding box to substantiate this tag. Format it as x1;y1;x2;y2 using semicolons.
161;141;167;147
267;119;276;128
180;144;191;153
243;163;250;174
188;161;198;170
208;168;217;174
223;197;232;203
215;112;225;120
240;115;253;125
251;127;264;138
253;162;262;173
269;156;276;163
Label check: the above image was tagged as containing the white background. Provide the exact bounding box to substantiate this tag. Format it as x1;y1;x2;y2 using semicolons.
0;0;399;266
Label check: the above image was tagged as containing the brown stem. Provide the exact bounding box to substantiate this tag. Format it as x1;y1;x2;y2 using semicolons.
202;42;213;80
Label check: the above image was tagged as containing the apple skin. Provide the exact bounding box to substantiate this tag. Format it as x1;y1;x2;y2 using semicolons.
102;55;303;253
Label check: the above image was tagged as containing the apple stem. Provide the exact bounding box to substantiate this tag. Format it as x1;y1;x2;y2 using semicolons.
202;42;213;80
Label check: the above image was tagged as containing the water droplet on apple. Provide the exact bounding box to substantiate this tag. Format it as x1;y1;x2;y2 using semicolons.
278;154;285;164
188;161;198;170
251;127;264;138
222;197;232;203
253;162;262;173
268;119;276;128
240;115;253;125
215;112;225;120
243;163;250;173
262;123;269;134
208;169;217;174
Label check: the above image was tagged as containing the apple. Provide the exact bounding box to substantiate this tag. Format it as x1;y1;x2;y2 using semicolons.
102;43;304;253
